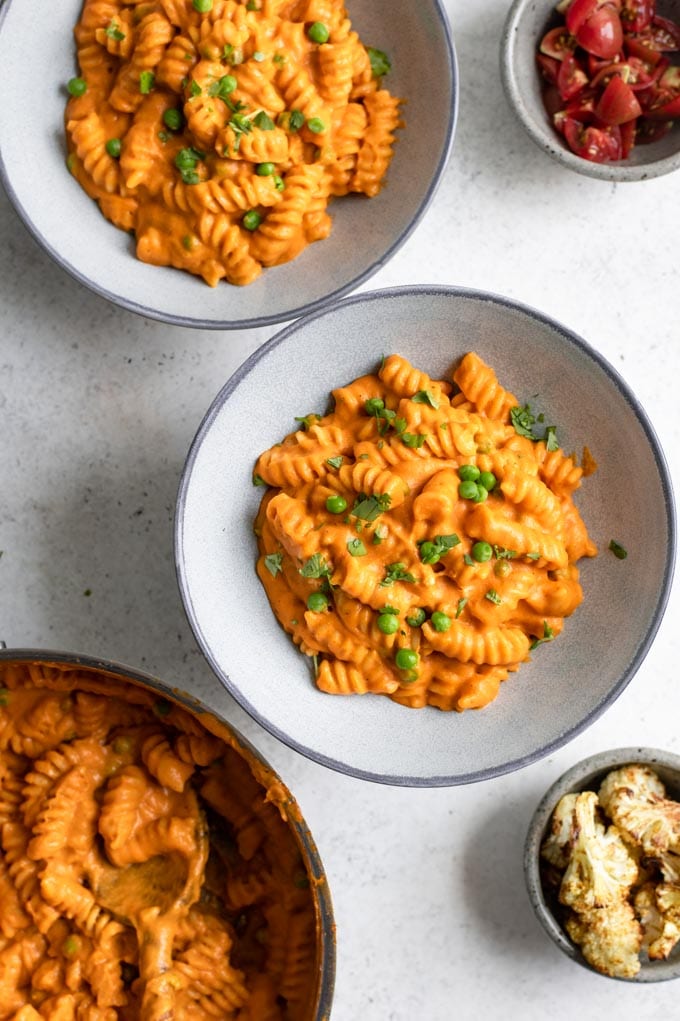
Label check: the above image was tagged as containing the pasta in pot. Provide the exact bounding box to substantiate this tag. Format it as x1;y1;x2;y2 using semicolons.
64;0;403;287
253;352;598;712
0;662;321;1019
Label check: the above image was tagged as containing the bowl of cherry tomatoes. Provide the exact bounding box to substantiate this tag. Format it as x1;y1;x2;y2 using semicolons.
501;0;680;180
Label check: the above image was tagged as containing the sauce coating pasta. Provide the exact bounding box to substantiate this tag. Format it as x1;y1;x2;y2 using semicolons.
253;352;597;712
0;662;321;1019
65;0;403;286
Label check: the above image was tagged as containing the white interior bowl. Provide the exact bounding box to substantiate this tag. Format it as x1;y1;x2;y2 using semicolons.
0;0;456;328
501;0;680;182
175;285;675;786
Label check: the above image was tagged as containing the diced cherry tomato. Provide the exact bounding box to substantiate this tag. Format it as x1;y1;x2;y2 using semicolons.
566;0;599;34
576;6;625;58
595;73;643;121
563;116;623;160
587;51;623;75
659;65;680;91
620;0;654;33
635;117;673;142
644;91;680;118
619;118;636;155
558;53;590;98
543;84;565;117
635;16;680;52
537;53;561;84
565;92;598;119
540;26;577;60
625;35;663;64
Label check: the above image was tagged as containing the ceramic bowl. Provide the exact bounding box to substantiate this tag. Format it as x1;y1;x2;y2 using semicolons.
524;746;680;982
174;285;675;786
0;645;336;1016
0;0;456;329
500;0;680;182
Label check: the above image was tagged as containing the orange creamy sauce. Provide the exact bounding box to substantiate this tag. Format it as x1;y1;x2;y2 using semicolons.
0;663;320;1020
65;0;402;286
253;352;597;711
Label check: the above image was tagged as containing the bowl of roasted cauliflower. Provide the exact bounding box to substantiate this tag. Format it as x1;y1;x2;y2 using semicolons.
525;747;680;982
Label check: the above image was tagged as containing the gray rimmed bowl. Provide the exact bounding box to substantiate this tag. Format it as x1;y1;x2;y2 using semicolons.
0;645;336;1017
501;0;680;182
525;746;680;982
174;284;675;787
0;0;456;329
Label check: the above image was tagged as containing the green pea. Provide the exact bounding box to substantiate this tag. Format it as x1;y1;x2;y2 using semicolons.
242;209;262;230
193;0;213;11
430;611;451;633
163;108;184;131
395;648;418;671
377;613;399;635
458;480;479;501
458;464;480;482
419;541;440;565
473;485;489;503
175;148;199;170
307;21;330;43
325;494;347;514
306;117;326;134
479;471;497;492
105;138;121;158
405;608;426;628
306;591;328;612
471;541;493;563
256;162;276;176
67;77;87;97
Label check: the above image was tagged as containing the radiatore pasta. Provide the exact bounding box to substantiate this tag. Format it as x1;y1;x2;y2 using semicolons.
64;0;403;286
0;662;321;1019
253;352;597;712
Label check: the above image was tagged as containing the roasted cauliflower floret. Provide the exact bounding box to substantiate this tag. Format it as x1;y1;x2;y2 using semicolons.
566;900;642;979
598;764;680;855
540;792;579;869
634;882;680;960
557;791;638;911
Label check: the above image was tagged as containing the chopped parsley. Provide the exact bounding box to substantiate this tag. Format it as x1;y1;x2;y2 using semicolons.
608;539;628;560
252;473;267;486
352;493;391;522
455;597;467;619
326;455;343;470
253;110;275;130
264;552;284;577
105;19;126;40
530;621;555;650
510;402;560;449
400;431;427;449
367;46;391;78
208;74;237;100
493;546;517;560
294;413;320;430
299;553;332;579
379;562;416;588
485;589;502;605
347;538;367;557
411;389;439;409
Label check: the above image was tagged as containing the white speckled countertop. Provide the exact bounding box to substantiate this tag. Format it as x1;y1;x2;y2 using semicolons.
2;1;680;1018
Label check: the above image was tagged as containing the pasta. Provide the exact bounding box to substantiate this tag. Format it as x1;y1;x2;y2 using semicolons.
253;352;597;712
64;0;403;286
0;662;320;1019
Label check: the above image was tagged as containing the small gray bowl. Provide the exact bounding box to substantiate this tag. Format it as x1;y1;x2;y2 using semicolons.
525;746;680;982
501;0;680;182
